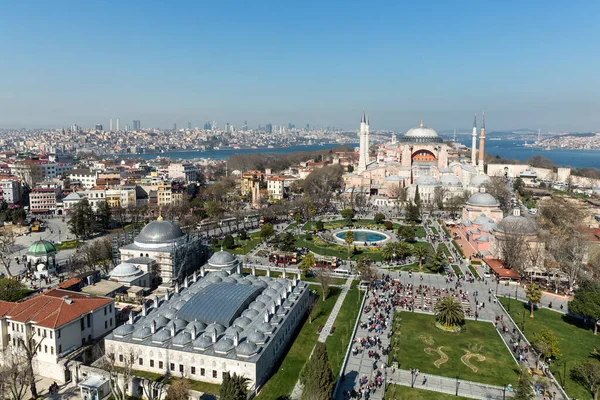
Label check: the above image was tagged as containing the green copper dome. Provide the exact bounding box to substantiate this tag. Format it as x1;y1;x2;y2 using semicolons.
27;240;57;256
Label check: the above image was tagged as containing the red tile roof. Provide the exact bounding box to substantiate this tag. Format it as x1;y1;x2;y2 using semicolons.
0;289;112;329
485;259;521;279
58;277;82;289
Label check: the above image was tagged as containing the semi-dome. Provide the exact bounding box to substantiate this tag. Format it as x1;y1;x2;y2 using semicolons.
440;175;461;186
414;175;440;186
110;263;141;278
135;220;185;245
466;192;499;207
401;121;443;143
27;240;56;256
208;251;237;267
496;215;537;235
236;341;259;357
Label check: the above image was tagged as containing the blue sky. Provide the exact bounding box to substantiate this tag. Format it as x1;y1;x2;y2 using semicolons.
0;1;598;132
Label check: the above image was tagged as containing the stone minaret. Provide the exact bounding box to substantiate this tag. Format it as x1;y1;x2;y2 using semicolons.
478;112;486;172
357;111;369;173
471;114;477;167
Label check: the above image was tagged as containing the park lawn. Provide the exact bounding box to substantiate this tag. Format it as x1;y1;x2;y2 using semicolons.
302;219;399;232
468;264;481;279
451;265;463;277
397;224;426;238
302;274;348;286
326;285;363;377
389;263;420;272
211;232;262;255
385;385;471;400
390;312;518;387
430;226;439;236
450;240;465;258
119;367;221;395
55;239;80;251
439;243;451;258
258;286;342;400
499;298;600;400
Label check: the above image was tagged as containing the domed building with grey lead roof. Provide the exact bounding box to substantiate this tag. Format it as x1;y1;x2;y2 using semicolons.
462;191;504;224
105;249;309;391
118;215;208;287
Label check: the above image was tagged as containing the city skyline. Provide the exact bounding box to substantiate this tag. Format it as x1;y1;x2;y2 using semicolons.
0;1;599;131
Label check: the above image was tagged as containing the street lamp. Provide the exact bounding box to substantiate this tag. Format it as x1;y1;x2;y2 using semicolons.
455;376;460;396
495;278;499;296
503;384;507;400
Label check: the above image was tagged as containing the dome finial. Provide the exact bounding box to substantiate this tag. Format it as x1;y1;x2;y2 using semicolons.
157;206;163;221
419;120;423;127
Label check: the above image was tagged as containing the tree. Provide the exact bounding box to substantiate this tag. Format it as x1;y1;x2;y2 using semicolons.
278;232;296;252
513;177;525;196
260;223;275;240
204;200;225;220
483;176;512;214
356;256;376;283
0;278;31;301
299;253;316;276
344;230;354;260
0;347;31;400
165;378;190;400
341;208;355;226
413;246;429;268
382;242;399;262
68;198;97;238
315;220;324;231
0;229;15;277
18;329;43;399
513;367;534;400
571;359;600;400
239;229;248;241
405;201;421;223
300;342;334;400
140;377;167;400
434;296;465;328
525;284;542;318
315;267;332;301
531;327;560;369
398;225;415;242
220;372;250;400
374;213;385;224
223;234;235;249
569;280;600;335
100;350;136;400
96;200;112;230
428;246;447;273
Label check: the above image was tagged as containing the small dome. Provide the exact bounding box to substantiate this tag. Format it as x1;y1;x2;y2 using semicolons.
242;309;260;319
257;322;274;333
214;338;234;353
471;175;491;187
496;215;537;235
479;222;496;232
234;316;252;329
206;275;223;284
249;301;266;311
208;251;237;267
247;330;267;344
414;176;440;186
473;214;494;225
27;240;56;256
172;331;192;346
185;320;207;333
205;323;226;335
114;324;135;337
225;326;244;337
172;300;187;310
152;315;170;328
237;279;252;285
244;274;257;281
132;327;152;340
466;192;499;207
236;341;259;357
269;282;283;290
135;220;185;245
110;263;141;278
193;335;213;349
152;329;172;343
263;288;278;298
160;308;177;320
166;318;187;331
252;280;268;289
257;294;273;303
221;277;237;284
440;175;461;186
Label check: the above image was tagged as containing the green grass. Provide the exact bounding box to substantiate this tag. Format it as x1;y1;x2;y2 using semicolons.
471;260;481;265
499;297;600;400
55;239;80;251
258;286;342;400
441;225;451;238
326;286;363;377
468;264;481;279
451;265;463;277
302;275;348;286
302;219;399;232
118;368;221;395
211;232;262;254
389;263;420;272
398;224;426;238
430;226;439;235
450;240;465;258
390;312;518;387
438;243;451;258
385;385;472;400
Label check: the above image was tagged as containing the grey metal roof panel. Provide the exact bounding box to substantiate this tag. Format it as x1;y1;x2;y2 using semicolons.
175;282;262;327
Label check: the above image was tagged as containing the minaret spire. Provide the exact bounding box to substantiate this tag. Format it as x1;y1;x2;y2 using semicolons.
471;113;478;167
361;110;366;124
481;112;485;130
478;111;486;172
473;113;477;129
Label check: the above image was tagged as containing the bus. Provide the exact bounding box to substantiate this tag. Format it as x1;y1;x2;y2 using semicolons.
269;251;298;265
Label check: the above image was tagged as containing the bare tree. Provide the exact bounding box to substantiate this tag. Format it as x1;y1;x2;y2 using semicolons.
0;347;31;400
0;229;15;277
388;183;406;216
99;351;137;400
496;220;529;276
140;377;167;400
17;328;43;399
483;176;512;214
306;292;319;324
164;378;190;400
554;233;587;290
315;267;333;301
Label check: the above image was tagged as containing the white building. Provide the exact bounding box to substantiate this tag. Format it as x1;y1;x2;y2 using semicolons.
168;163;197;183
69;169;98;189
0;179;21;204
0;289;115;382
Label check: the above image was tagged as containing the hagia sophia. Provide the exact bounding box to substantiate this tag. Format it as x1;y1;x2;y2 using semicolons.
344;112;490;206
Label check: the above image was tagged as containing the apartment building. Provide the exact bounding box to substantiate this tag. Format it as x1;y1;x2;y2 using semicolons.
29;184;58;213
168;163;197;183
68;169;98;189
0;179;22;204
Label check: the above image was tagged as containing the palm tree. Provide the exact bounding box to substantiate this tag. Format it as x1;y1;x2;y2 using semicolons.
397;242;413;260
381;242;399;262
525;283;542;318
435;296;465;328
344;231;354;260
413;245;429;268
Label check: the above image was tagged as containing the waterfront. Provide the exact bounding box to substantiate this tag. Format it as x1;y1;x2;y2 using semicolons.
120;143;357;161
121;139;599;170
456;138;600;169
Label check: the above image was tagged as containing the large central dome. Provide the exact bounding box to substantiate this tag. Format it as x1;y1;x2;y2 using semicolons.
400;121;443;144
134;220;186;246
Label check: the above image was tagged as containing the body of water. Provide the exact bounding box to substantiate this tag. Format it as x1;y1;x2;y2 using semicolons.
336;230;388;243
456;138;599;170
121;143;356;161
120;139;599;170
